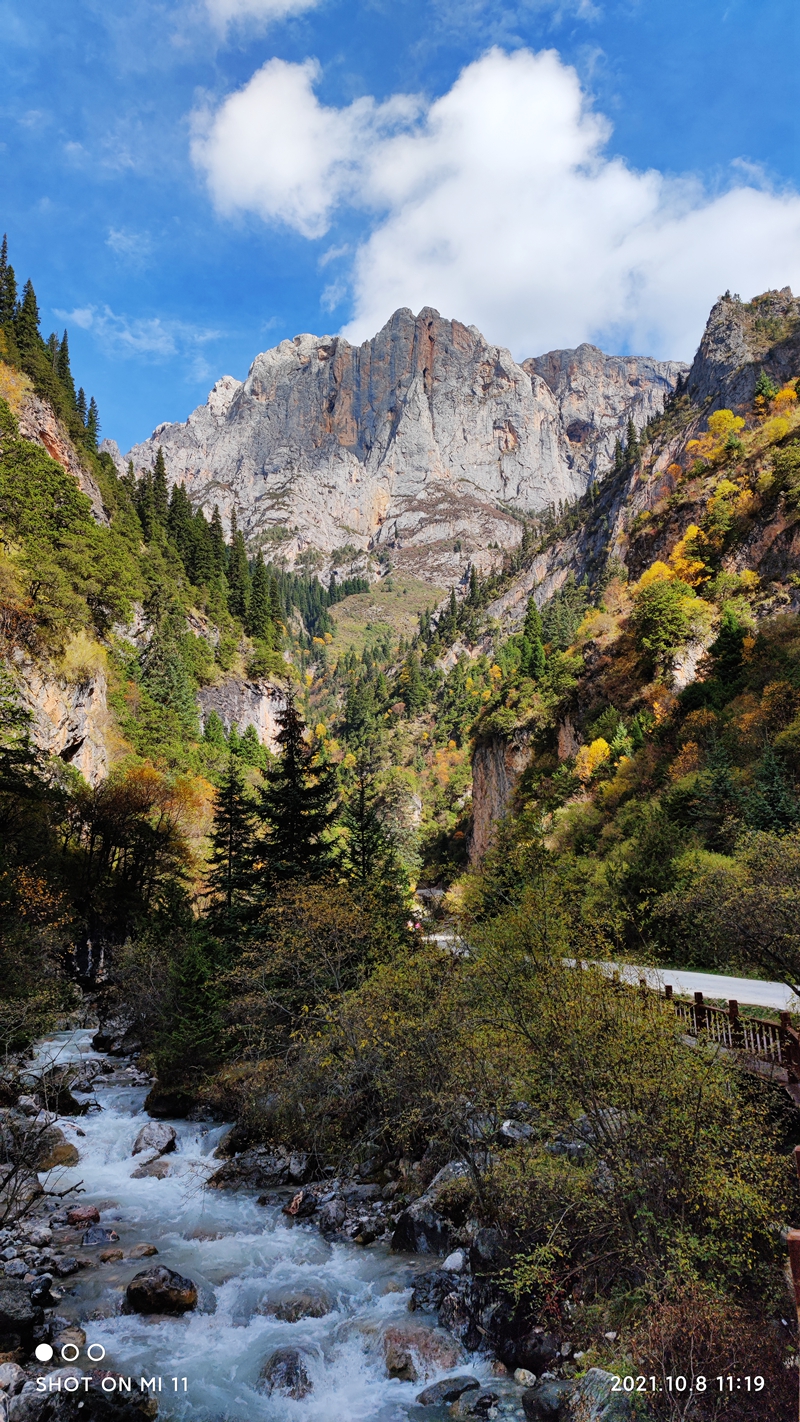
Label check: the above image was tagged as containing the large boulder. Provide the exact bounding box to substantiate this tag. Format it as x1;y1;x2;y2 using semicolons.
209;1146;309;1191
262;1288;333;1322
132;1124;176;1158
258;1347;312;1400
416;1376;481;1406
125;1266;197;1315
523;1379;576;1419
565;1369;635;1421
390;1203;450;1254
36;1128;79;1171
469;1227;511;1274
141;1088;193;1120
0;1278;42;1353
381;1322;463;1383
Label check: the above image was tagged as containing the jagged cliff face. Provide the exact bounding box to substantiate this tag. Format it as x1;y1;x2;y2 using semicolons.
14;657;111;787
197;678;285;750
17;392;107;524
120;308;685;584
688;287;800;411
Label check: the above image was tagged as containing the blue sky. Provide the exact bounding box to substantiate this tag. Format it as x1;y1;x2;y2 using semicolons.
1;0;798;451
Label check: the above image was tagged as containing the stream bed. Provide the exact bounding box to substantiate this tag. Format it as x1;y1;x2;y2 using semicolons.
30;1030;512;1422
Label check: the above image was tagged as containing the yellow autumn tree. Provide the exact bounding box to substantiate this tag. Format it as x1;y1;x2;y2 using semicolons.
575;737;611;783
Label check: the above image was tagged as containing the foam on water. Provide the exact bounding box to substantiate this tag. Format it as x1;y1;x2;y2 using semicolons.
34;1030;488;1420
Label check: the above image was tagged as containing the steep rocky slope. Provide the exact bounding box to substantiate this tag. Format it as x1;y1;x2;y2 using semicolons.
117;308;684;584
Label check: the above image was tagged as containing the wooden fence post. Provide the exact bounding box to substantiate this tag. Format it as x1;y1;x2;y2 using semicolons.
694;990;705;1035
728;999;742;1050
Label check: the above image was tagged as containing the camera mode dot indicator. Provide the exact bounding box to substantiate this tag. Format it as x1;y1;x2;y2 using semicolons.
35;1344;54;1363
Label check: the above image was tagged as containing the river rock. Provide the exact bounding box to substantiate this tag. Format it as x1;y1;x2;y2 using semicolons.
8;1371;159;1420
66;1207;99;1226
564;1368;634;1421
452;1390;500;1418
53;1326;86;1351
381;1322;463;1382
54;1258;80;1277
259;1347;312;1400
0;1278;42;1352
127;1244;158;1259
125;1265;197;1315
390;1203;450;1255
282;1188;317;1218
209;1146;309;1191
36;1129;79;1171
469;1228;511;1274
416;1375;480;1405
522;1380;575;1419
141;1087;193;1120
317;1198;346;1232
0;1362;26;1394
130;1159;170;1180
264;1288;333;1322
82;1226;119;1246
131;1124;176;1158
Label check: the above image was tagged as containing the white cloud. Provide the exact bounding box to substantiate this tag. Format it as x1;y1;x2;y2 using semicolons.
205;0;322;34
192;47;800;360
55;305;220;361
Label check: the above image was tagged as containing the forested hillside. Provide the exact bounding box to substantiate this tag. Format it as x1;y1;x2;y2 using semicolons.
2;246;800;1417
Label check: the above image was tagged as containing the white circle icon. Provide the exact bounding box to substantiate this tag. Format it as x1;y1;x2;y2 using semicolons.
35;1343;54;1363
87;1344;106;1362
60;1344;80;1362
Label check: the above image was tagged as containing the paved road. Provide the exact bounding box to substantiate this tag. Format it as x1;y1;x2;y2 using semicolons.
429;935;800;1011
591;962;800;1012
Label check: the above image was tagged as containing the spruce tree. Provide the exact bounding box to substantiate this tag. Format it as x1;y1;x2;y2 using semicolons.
248;552;272;640
167;482;193;556
209;505;227;575
56;330;77;406
76;388;87;425
14;280;42;356
520;592;546;679
189;510;215;586
342;762;396;884
86;397;99;450
152;447;169;526
206;756;258;933
0;237;18;328
256;692;336;882
227;511;251;621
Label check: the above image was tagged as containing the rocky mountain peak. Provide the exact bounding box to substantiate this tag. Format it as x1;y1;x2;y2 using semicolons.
120;306;686;584
688;286;800;410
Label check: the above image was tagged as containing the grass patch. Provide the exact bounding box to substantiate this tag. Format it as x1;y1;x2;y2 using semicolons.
329;576;446;655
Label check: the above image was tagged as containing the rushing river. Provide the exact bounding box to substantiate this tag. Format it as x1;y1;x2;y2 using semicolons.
30;1030;503;1422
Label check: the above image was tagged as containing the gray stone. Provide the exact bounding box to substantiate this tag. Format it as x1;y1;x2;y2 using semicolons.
416;1375;480;1405
0;1362;26;1394
391;1203;450;1255
564;1368;635;1421
0;1278;42;1351
125;1264;197;1315
317;1197;346;1232
259;1346;312;1400
131;1122;176;1157
522;1379;575;1420
81;1226;119;1246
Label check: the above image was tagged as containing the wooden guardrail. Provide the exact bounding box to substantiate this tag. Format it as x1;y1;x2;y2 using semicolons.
661;983;800;1084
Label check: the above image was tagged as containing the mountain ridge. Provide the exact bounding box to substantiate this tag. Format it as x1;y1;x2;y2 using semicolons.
111;306;686;584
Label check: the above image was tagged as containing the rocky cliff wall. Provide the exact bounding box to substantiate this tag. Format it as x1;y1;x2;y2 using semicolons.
121;308;684;585
18;393;108;524
15;658;111;786
688;287;800;411
197;678;285;748
469;733;534;864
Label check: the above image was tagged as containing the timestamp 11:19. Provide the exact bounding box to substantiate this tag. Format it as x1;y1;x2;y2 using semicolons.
612;1375;765;1394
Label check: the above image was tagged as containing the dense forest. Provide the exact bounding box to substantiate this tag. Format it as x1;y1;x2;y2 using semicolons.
2;238;800;1418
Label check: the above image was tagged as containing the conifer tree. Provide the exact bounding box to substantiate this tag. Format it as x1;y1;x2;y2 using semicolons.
152;447;169;526
342;761;397;885
76;388;87;425
86;397;100;450
56;330;77;405
0;236;17;326
209;505;227;575
248;551;272;641
14;280;41;356
227;511;251;621
256;692;336;882
206;756;258;932
137;472;156;543
189;510;215;586
167;482;193;556
520;592;546;679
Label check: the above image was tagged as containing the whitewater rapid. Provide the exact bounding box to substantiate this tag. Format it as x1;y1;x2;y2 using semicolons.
32;1030;497;1421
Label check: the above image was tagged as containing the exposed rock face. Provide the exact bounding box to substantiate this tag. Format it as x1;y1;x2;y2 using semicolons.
688;287;800;411
13;658;111;786
125;1265;197;1315
123;309;684;583
197;678;284;748
469;733;534;864
525;344;685;481
18;392;107;524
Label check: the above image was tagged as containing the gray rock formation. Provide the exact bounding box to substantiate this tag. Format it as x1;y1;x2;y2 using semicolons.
13;656;111;786
688;286;800;411
122;308;685;584
469;733;535;864
197;677;284;748
18;392;107;524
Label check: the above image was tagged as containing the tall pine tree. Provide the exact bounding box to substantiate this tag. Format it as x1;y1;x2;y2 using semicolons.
205;756;259;934
256;692;336;882
519;592;546;679
227;510;251;621
248;551;272;641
